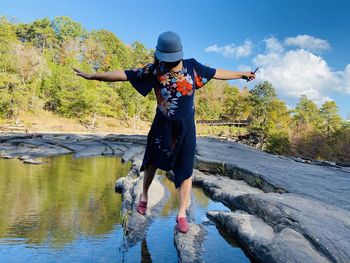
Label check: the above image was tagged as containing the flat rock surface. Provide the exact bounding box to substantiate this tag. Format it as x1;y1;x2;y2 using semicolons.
196;137;350;211
192;169;263;208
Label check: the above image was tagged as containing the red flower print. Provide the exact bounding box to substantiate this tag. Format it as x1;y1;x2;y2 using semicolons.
158;74;170;86
195;75;204;88
176;79;192;96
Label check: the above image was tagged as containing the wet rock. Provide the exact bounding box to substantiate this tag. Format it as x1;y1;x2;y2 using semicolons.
208;192;350;263
23;158;46;165
73;141;110;158
103;134;147;145
115;169;168;247
99;141;126;156
1;140;71;159
121;144;145;163
174;223;207;263
207;210;330;263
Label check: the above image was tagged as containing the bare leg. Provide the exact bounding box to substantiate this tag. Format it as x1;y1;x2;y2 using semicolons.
178;175;192;218
141;164;157;202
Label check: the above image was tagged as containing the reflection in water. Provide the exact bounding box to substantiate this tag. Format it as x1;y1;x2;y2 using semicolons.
0;155;251;262
0;155;130;247
141;238;152;263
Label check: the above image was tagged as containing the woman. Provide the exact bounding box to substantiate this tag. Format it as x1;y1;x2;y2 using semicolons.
74;31;255;233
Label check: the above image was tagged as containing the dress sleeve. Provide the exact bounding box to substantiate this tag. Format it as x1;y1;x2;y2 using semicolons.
124;63;157;96
191;58;216;89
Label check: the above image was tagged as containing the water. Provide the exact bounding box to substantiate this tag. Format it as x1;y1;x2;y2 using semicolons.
0;155;251;262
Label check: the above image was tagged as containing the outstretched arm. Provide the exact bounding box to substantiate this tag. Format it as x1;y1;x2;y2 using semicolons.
213;69;255;81
73;68;128;82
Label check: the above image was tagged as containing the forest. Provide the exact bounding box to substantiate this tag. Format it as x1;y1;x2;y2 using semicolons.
0;16;349;163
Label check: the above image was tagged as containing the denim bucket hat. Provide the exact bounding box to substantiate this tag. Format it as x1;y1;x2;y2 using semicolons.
155;31;183;62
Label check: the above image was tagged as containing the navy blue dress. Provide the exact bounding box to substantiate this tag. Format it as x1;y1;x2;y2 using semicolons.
125;58;216;188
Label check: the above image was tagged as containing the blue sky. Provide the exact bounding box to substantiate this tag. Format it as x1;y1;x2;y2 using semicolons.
1;0;350;118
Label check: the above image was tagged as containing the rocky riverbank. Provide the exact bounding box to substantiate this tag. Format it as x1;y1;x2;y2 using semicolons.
0;133;349;263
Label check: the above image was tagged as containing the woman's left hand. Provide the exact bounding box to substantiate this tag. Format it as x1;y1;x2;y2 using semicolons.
241;71;256;82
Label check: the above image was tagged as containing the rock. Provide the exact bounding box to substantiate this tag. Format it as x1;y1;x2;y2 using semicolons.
207;192;350;263
103;134;147;145
194;155;285;193
192;169;263;208
174;223;207;263
73;141;109;158
115;170;168;247
23;158;46;165
196;137;350;210
234;193;350;263
1;133;350;262
99;141;126;156
1;140;72;159
121;144;145;163
207;210;330;263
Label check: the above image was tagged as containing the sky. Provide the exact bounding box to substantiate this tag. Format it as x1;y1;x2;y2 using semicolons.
1;0;350;118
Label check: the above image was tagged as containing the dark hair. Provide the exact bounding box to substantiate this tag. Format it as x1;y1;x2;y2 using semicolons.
153;55;181;71
164;60;182;69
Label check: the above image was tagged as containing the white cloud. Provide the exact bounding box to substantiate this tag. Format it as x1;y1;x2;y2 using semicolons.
338;65;350;94
284;35;330;52
252;36;349;105
264;36;284;53
205;39;253;59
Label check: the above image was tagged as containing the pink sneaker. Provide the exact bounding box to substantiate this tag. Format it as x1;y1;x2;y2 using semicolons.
136;195;147;215
176;217;189;233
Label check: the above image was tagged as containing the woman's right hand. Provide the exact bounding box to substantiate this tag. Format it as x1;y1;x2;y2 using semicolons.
73;68;93;80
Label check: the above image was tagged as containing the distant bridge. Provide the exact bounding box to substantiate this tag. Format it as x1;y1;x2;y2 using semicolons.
196;119;250;127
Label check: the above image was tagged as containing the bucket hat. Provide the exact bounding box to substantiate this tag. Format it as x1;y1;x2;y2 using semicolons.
155;31;183;62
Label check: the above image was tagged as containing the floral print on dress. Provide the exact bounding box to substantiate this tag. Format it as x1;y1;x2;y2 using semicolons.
124;58;216;117
134;63;156;78
155;64;195;116
194;68;208;89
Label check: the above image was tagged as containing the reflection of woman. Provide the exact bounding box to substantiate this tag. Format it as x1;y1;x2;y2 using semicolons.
141;238;152;262
74;31;255;233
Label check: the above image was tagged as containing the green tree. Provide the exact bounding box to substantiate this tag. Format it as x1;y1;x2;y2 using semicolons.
195;79;227;120
320;100;342;138
51;16;86;41
249;81;277;132
16;17;58;52
293;95;321;131
131;41;154;68
249;81;291;153
223;86;252;120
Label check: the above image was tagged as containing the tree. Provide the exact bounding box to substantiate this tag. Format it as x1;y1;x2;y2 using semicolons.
89;30;134;70
131;41;153;68
223;85;252;120
320;101;342;138
51;16;86;41
293;95;321;132
249;81;277;132
16;17;58;52
249;81;291;153
195;79;227;120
